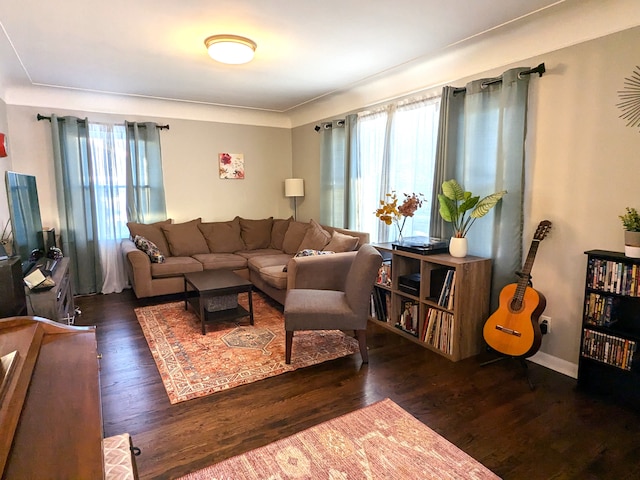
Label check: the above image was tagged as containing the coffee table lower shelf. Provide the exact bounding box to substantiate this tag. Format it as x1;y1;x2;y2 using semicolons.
183;270;254;335
186;295;252;324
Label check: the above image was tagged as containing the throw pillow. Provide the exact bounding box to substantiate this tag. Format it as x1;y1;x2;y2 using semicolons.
298;219;331;251
282;249;335;272
269;217;293;250
161;218;209;256
239;217;274;250
126;219;171;257
324;230;360;252
282;220;310;254
199;217;245;253
133;235;165;263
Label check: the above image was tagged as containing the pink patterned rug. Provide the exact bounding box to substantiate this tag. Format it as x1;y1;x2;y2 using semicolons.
134;293;359;404
178;398;500;479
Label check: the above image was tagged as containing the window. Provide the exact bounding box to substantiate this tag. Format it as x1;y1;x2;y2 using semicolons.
352;96;441;242
88;123;129;240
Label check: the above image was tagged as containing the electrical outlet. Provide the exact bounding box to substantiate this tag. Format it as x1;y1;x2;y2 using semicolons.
540;315;551;334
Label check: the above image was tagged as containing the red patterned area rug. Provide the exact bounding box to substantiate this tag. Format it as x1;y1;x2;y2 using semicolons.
134;293;359;404
178;398;500;479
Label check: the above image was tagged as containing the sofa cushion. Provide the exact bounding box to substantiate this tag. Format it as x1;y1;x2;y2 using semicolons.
150;256;203;278
258;265;288;290
133;235;165;263
247;253;293;272
282;221;310;254
324;230;360;252
192;253;248;270
199;217;245;253
161;219;209;256
298;219;331;251
239;217;273;250
127;219;171;257
269;217;292;250
236;248;284;260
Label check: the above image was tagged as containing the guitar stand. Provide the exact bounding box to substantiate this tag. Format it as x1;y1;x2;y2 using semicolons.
480;354;535;391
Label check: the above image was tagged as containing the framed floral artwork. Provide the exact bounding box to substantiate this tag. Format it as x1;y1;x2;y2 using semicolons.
219;153;245;179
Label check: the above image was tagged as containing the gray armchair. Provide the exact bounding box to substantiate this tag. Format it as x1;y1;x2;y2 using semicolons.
284;244;383;364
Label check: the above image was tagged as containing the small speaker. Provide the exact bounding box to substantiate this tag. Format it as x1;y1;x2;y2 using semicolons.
43;228;57;252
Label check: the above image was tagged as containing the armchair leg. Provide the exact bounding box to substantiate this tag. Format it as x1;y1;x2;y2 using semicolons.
355;329;368;364
285;330;293;364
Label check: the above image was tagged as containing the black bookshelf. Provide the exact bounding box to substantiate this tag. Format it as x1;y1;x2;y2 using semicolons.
578;250;640;410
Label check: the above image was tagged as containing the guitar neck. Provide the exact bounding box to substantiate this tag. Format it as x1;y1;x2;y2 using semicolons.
512;240;540;308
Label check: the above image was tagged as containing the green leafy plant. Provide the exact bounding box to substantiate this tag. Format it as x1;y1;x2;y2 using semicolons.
437;179;507;238
619;207;640;232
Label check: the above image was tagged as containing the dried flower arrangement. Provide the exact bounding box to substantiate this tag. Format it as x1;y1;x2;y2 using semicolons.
375;191;424;240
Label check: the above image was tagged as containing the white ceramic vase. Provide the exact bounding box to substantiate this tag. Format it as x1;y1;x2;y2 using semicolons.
449;237;468;258
624;230;640;258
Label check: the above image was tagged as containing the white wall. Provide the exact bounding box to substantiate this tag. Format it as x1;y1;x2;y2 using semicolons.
159;117;293;222
4;105;294;231
523;27;640;376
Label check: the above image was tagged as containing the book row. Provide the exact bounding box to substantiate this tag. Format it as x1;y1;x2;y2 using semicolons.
422;307;454;355
370;287;391;323
437;269;456;309
583;293;619;327
581;328;636;371
586;258;640;297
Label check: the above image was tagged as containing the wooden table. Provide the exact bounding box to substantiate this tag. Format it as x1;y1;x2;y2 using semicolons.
184;270;254;335
0;317;103;478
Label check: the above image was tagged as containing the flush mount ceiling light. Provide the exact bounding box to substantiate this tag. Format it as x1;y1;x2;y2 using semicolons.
204;34;257;65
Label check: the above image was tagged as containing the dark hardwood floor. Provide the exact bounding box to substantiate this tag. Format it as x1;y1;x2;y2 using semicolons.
75;290;640;480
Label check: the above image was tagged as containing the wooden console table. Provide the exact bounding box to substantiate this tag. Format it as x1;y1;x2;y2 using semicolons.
0;317;103;478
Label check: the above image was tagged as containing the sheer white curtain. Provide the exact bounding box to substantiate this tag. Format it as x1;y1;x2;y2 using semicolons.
350;109;387;240
88;123;129;293
351;96;441;242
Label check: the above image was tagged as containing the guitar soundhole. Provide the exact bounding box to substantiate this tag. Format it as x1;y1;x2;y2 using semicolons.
509;299;524;313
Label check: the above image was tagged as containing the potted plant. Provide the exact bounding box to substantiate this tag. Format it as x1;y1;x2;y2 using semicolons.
619;207;640;258
437;179;506;257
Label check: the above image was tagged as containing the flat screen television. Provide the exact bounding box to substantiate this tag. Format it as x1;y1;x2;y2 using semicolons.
5;171;45;274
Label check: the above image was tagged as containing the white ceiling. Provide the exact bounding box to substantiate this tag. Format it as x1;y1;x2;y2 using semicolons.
0;0;566;113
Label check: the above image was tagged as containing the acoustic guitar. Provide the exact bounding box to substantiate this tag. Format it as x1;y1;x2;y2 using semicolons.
483;220;552;358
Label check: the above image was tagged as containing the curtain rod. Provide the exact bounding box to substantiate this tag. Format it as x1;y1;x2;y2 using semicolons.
452;63;546;94
37;114;170;130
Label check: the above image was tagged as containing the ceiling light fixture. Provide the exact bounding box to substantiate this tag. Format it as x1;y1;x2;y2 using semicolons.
204;34;257;65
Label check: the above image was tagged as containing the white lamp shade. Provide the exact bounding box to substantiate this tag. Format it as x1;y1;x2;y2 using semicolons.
285;178;304;197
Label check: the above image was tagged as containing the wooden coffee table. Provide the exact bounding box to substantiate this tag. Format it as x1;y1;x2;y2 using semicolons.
184;270;254;335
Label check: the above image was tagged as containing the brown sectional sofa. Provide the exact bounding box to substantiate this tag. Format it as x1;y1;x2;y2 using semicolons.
121;216;370;304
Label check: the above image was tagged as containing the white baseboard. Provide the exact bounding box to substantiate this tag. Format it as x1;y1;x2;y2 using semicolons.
528;351;578;379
